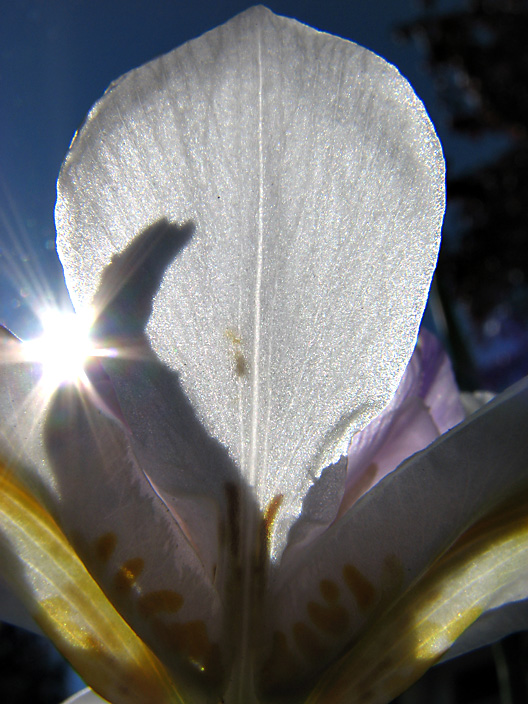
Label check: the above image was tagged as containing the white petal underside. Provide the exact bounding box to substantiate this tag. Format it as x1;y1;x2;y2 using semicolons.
55;6;444;556
265;376;528;692
62;690;104;704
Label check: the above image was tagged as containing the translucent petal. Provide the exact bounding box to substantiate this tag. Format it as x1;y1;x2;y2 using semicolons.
0;326;57;501
263;375;528;693
2;323;225;693
0;463;183;704
55;6;444;558
303;491;528;704
440;598;528;661
63;690;106;704
43;382;225;699
341;329;465;514
83;219;246;578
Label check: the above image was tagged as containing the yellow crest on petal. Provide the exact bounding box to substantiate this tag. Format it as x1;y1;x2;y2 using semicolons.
306;494;528;704
0;461;184;704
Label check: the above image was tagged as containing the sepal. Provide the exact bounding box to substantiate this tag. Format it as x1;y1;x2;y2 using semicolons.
304;493;528;704
0;463;184;704
263;376;528;697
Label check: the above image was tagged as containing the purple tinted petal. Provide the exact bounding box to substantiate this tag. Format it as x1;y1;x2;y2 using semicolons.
340;397;439;516
365;397;439;481
340;329;465;514
417;329;465;432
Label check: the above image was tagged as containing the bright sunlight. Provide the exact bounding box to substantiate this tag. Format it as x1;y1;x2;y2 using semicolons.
23;308;96;392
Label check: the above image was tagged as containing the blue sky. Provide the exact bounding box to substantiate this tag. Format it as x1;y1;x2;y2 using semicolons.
1;0;466;339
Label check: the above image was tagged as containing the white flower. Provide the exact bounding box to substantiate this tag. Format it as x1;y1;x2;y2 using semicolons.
0;7;527;704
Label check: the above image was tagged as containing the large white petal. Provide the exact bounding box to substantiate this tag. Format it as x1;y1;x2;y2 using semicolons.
55;6;444;557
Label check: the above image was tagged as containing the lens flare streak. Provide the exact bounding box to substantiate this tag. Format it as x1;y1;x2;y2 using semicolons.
21;309;97;393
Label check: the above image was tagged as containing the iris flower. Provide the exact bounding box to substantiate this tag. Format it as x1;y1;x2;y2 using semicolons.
1;7;527;704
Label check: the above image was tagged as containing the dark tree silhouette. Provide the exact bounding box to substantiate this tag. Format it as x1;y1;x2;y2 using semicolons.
392;7;528;704
400;0;528;390
0;624;68;704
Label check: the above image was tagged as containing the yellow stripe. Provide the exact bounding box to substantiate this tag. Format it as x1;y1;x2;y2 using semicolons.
307;493;528;704
0;462;184;704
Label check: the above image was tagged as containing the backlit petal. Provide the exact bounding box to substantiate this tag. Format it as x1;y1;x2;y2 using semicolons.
305;491;528;704
264;376;528;694
55;6;444;558
0;463;183;704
